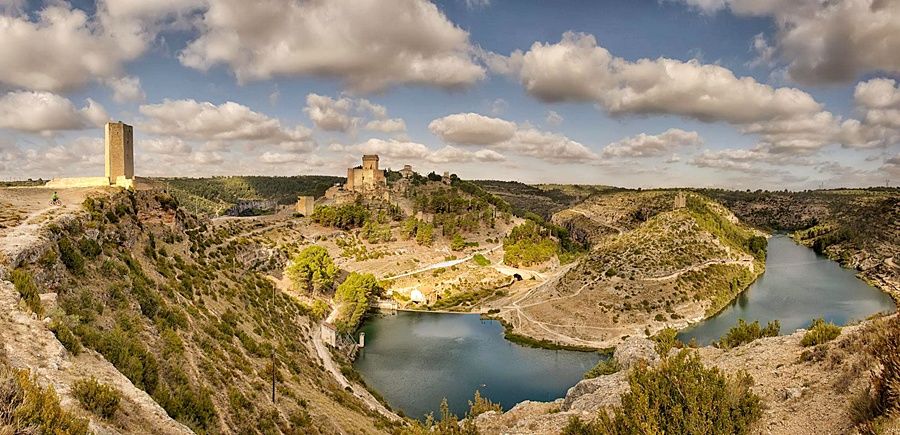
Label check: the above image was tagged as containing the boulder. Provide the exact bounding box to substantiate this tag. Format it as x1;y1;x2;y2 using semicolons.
614;336;660;370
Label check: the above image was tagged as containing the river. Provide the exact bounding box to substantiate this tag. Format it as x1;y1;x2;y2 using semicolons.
352;311;601;420
677;234;896;345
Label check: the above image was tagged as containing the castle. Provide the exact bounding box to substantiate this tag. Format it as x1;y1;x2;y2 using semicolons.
345;155;386;192
47;121;135;189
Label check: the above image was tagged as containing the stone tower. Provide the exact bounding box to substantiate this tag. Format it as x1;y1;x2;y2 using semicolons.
345;154;386;192
296;196;315;216
105;121;134;184
362;154;379;171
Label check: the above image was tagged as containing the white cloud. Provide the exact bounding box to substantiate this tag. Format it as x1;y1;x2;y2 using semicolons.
139;99;314;152
545;110;563;126
179;0;485;92
678;0;900;85
0;91;107;134
105;75;146;103
501;127;598;163
426;145;505;163
365;118;407;133
140;137;191;155
304;94;355;132
0;1;199;93
429;113;517;145
355;138;431;160
602;129;702;158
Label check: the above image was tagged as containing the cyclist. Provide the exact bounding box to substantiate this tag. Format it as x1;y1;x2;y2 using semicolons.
51;191;61;206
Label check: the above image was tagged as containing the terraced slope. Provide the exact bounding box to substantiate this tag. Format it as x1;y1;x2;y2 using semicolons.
498;192;765;348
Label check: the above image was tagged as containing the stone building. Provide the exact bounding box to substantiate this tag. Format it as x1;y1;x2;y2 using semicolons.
296;195;315;216
674;191;687;209
47;121;135;189
345;155;386;192
399;165;414;179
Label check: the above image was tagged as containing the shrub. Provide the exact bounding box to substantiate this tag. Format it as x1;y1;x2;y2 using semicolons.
0;366;90;434
800;318;841;347
285;246;337;294
472;253;490;266
575;350;762;434
10;268;42;316
584;357;619;379
72;377;121;419
851;315;900;431
50;320;82;355
77;237;102;258
652;327;681;356
503;220;558;267
311;204;369;229
717;319;780;349
58;237;85;275
334;272;382;332
467;390;501;417
451;235;466;251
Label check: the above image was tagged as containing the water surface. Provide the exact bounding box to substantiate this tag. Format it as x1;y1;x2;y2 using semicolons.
677;235;896;345
353;312;601;420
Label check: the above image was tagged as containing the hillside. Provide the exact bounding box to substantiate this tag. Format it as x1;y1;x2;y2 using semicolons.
492;191;766;349
472;180;616;220
0;188;393;434
158;176;343;217
702;188;900;301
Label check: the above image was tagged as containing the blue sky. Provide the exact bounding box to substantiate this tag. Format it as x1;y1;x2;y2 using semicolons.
1;0;898;189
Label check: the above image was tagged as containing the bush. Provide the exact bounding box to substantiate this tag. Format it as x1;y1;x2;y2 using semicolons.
311;204;369;229
0;366;90;434
800;318;841;347
72;377;121;419
285;246;337;294
584;357;619;379
503;220;559;267
467;390;501;417
50;320;82;355
451;235;466;251
334;273;382;332
77;237;102;258
472;253;490;266
717;319;780;349
571;350;761;434
652;327;681;356
851;315;900;431
10;268;42;316
58;237;85;275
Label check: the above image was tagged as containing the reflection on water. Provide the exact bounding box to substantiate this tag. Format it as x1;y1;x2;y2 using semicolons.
678;235;896;345
353;312;601;420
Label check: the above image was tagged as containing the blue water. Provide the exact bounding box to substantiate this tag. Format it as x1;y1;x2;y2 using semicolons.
677;235;897;345
353;312;601;420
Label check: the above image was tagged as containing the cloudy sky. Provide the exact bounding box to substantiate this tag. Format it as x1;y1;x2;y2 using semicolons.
1;0;899;189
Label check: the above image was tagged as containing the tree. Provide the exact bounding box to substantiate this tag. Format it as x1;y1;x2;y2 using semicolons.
285;246;337;294
416;222;435;246
334;273;382;332
450;234;466;251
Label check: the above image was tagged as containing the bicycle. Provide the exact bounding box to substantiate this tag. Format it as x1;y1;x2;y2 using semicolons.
49;198;62;206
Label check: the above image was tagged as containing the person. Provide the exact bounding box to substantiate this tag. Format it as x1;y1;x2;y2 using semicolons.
51;191;60;205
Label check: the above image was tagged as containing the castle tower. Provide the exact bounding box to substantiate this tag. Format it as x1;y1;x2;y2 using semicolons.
105;121;134;183
362;155;379;171
296;195;315;216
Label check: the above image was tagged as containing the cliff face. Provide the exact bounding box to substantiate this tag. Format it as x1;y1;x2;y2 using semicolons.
0;189;390;434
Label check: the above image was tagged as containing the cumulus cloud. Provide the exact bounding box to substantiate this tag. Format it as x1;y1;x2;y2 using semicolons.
179;0;485;92
139;99;314;152
0;91;108;134
140;137;192;156
426;145;505;163
304;93;407;134
365;118;407;133
501;127;598;163
602;129;702;158
304;94;355;132
488;31;900;156
105;75;146;103
0;1;199;92
882;153;900;177
678;0;900;85
355;138;432;160
429;113;517;145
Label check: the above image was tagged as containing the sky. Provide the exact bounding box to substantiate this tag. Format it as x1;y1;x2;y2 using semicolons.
1;0;899;190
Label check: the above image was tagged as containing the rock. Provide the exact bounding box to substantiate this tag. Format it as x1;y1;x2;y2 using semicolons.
614;336;660;370
561;371;629;412
779;387;805;401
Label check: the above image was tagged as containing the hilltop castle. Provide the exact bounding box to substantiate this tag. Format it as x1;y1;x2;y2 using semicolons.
345;155;386;192
47;121;135;189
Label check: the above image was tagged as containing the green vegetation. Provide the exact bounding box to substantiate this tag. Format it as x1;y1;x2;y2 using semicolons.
159;175;342;216
49;320;82;355
360;219;392;244
402;218;435;246
10;268;42;317
334;273;382;332
685;195;764;259
285;245;337;294
584;357;619;379
851;315;900;432
0;364;90;434
717;319;780;349
503;220;559;267
399;390;501;434
57;237;85;275
564;350;761;434
651;327;681;355
72;377;121;419
800;318;841;347
472;253;491;266
311;203;370;229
